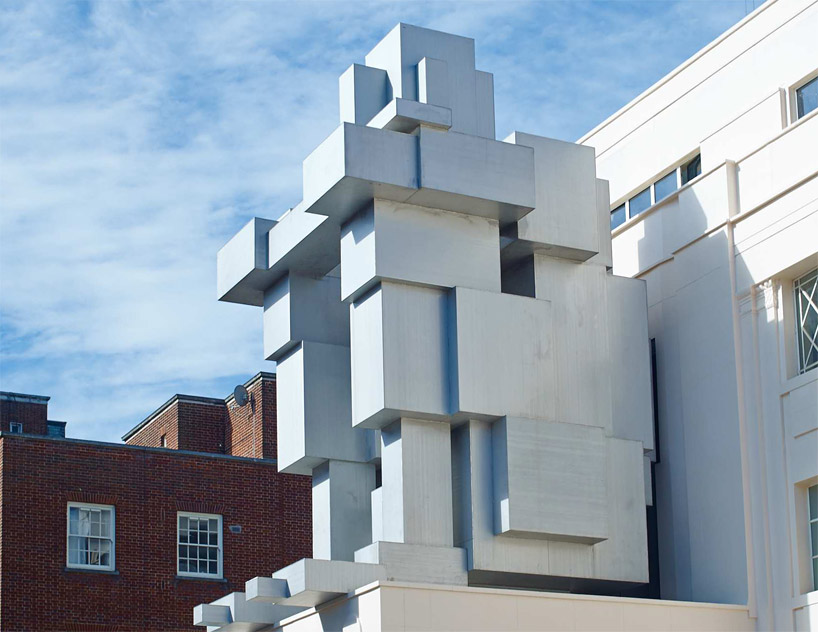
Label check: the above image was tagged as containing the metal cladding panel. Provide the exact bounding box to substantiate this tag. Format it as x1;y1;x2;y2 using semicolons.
340;200;501;302
263;273;349;362
365;23;483;137
350;282;449;428
216;217;277;306
276;342;368;475
339;63;389;126
606;274;654;451
448;287;554;421
531;255;613;434
492;417;608;544
506;132;599;261
416;128;535;222
301;123;419;224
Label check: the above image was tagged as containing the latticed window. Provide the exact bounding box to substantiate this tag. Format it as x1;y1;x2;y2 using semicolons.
178;512;222;578
794;268;818;373
67;503;114;570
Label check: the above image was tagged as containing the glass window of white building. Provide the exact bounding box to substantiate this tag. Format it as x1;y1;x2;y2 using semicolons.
794;268;818;374
178;512;222;578
67;503;115;571
796;76;818;120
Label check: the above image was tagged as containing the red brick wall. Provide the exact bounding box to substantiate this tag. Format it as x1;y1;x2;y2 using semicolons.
225;375;276;460
0;435;311;632
0;399;48;435
126;402;181;450
176;402;226;455
127;400;227;455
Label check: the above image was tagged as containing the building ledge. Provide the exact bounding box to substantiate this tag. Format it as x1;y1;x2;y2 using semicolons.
63;567;120;576
175;575;228;584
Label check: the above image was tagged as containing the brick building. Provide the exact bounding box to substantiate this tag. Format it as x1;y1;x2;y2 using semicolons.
0;373;311;632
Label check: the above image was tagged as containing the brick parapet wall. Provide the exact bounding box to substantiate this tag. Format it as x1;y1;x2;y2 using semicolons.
0;434;311;632
0;398;48;435
225;375;277;460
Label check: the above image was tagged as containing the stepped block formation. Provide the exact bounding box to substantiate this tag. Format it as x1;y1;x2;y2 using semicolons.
199;22;655;630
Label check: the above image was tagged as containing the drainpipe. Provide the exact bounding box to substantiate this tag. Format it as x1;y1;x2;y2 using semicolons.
725;159;758;620
751;283;775;629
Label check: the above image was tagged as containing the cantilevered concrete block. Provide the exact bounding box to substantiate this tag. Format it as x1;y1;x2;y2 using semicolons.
367;97;452;133
381;418;453;546
339;63;389;126
350;282;449;428
272;558;386;607
606;275;653;452
312;460;375;561
276;341;369;474
355;541;467;585
475;70;495;140
448;287;554;420
301;123;418;225
413;127;535;223
193;592;301;630
503;132;599;261
492;417;608;544
217;217;277;306
263;273;349;361
340;199;501;301
267;207;340;281
245;576;289;604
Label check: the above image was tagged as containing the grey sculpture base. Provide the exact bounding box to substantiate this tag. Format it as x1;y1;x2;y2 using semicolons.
355;541;468;585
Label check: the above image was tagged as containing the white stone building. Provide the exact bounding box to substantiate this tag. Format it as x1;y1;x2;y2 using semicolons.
580;0;818;628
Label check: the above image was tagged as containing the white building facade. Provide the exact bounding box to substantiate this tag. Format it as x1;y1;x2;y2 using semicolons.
580;0;818;629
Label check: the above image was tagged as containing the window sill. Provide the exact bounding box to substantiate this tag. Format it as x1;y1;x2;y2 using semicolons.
780;367;817;396
175;574;227;583
64;567;119;576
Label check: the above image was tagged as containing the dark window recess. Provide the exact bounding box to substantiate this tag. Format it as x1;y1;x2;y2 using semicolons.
628;187;652;218
796;76;818;120
681;154;701;185
610;204;626;230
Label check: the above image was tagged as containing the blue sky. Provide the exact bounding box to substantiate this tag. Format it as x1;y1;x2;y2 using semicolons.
0;0;757;442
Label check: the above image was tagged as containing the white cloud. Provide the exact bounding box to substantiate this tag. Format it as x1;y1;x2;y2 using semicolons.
0;0;750;441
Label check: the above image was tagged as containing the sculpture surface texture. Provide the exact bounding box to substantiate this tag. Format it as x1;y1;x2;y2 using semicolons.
198;22;655;629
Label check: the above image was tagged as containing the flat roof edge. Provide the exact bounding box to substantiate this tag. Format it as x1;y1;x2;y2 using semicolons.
0;391;51;404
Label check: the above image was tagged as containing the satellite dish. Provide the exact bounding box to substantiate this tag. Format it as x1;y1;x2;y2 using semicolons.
233;385;249;407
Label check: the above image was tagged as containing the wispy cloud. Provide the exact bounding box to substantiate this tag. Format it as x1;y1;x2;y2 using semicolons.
0;0;751;441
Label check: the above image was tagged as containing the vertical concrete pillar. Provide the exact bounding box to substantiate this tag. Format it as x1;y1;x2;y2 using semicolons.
312;460;376;561
380;418;453;546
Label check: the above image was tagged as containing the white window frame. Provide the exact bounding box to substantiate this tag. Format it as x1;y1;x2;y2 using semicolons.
794;268;818;375
9;422;22;433
66;502;115;571
177;511;223;579
789;69;818;124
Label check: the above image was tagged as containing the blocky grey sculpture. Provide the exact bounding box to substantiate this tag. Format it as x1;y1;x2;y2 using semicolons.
201;22;654;629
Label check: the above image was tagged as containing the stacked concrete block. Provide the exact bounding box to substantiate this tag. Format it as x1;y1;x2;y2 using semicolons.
200;22;655;629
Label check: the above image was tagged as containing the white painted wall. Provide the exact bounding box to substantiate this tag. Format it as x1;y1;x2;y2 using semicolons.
582;2;818;628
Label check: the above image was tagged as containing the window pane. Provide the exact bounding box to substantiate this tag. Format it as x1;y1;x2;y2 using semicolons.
209;519;218;532
681;154;701;185
797;76;818;120
796;271;818;373
628;187;652;218
189;531;198;544
610;204;626;230
180;517;188;531
179;559;188;572
654;171;678;203
811;521;818;553
813;557;818;591
209;561;218;575
810;485;818;519
209;532;218;545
